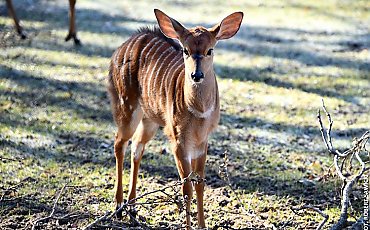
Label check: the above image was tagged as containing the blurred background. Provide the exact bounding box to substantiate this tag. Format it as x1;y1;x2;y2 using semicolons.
0;0;369;229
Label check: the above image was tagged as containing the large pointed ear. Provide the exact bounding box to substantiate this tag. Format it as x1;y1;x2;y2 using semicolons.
154;9;186;40
209;12;243;40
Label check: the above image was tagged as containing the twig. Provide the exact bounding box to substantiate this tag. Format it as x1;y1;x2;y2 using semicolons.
291;205;328;230
109;181;182;220
31;183;68;230
94;223;130;229
84;172;203;229
316;99;370;230
83;211;111;230
124;207;148;230
0;155;24;162
0;176;35;202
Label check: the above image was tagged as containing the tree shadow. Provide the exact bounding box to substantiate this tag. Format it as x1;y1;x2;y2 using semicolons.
0;0;149;34
215;63;368;104
0;64;112;122
219;25;369;71
0;0;148;57
287;1;369;29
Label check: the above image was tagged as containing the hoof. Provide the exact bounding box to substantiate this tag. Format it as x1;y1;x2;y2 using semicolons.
128;208;138;219
115;205;123;219
73;37;81;46
17;30;27;39
115;200;126;219
20;32;27;39
128;208;140;226
65;34;72;42
65;33;81;46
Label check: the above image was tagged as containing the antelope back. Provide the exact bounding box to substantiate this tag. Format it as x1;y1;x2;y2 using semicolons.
110;27;186;123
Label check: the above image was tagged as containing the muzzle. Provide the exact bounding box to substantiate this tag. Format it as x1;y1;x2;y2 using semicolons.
191;54;204;83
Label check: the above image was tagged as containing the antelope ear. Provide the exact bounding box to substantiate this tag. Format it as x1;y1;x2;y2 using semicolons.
154;9;186;40
209;12;243;40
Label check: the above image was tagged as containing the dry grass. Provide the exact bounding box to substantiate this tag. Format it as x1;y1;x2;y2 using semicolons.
1;0;369;229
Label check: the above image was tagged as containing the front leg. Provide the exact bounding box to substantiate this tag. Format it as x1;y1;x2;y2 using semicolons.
172;142;193;230
65;0;80;45
192;142;207;229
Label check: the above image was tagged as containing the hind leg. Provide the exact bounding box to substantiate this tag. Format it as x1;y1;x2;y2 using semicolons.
114;130;128;211
127;118;159;202
5;0;26;39
114;106;143;218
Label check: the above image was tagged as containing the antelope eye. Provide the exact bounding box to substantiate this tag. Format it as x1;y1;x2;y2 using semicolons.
183;49;190;56
206;49;213;56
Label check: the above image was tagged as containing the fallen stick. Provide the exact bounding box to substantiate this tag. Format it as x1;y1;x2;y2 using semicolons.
31;183;68;230
291;205;329;230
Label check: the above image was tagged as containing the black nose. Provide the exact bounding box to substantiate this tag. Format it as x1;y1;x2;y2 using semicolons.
191;71;204;82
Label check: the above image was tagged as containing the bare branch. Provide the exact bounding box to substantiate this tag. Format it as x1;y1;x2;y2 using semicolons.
83;172;205;229
0;156;24;162
334;154;346;181
321;99;334;151
83;211;110;230
291;205;329;230
317;109;331;152
316;99;370;230
317;100;352;157
31;183;68;230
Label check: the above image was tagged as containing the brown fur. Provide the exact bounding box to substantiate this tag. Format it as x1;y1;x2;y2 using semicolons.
108;10;243;229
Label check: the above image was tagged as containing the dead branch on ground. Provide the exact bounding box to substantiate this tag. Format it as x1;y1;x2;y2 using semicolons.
83;172;204;229
31;183;68;230
0;176;36;202
312;99;369;230
291;205;329;230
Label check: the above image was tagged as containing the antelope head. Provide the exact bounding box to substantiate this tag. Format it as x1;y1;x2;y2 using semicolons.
154;9;243;84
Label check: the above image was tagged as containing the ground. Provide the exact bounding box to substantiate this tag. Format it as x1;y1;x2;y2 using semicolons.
0;0;369;229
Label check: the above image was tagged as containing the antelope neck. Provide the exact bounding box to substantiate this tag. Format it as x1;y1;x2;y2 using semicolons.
184;70;217;118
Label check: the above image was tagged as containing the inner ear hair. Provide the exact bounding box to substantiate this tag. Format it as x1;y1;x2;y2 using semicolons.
170;18;186;35
209;24;221;38
211;12;243;40
154;9;187;40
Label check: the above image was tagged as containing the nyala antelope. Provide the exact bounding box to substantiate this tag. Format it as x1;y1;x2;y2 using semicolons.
108;9;243;229
5;0;80;45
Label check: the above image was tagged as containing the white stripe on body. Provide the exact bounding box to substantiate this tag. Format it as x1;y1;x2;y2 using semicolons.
141;38;162;75
127;34;147;87
161;55;184;109
165;60;184;121
122;34;141;81
147;46;174;110
138;37;161;81
144;42;166;105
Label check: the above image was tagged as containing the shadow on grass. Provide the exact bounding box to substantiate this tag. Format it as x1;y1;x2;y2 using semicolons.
0;0;146;57
0;0;149;34
288;1;369;29
221;112;369;139
216;63;368;104
0;64;112;122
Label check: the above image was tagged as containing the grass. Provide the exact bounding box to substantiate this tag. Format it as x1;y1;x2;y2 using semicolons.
1;0;369;229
